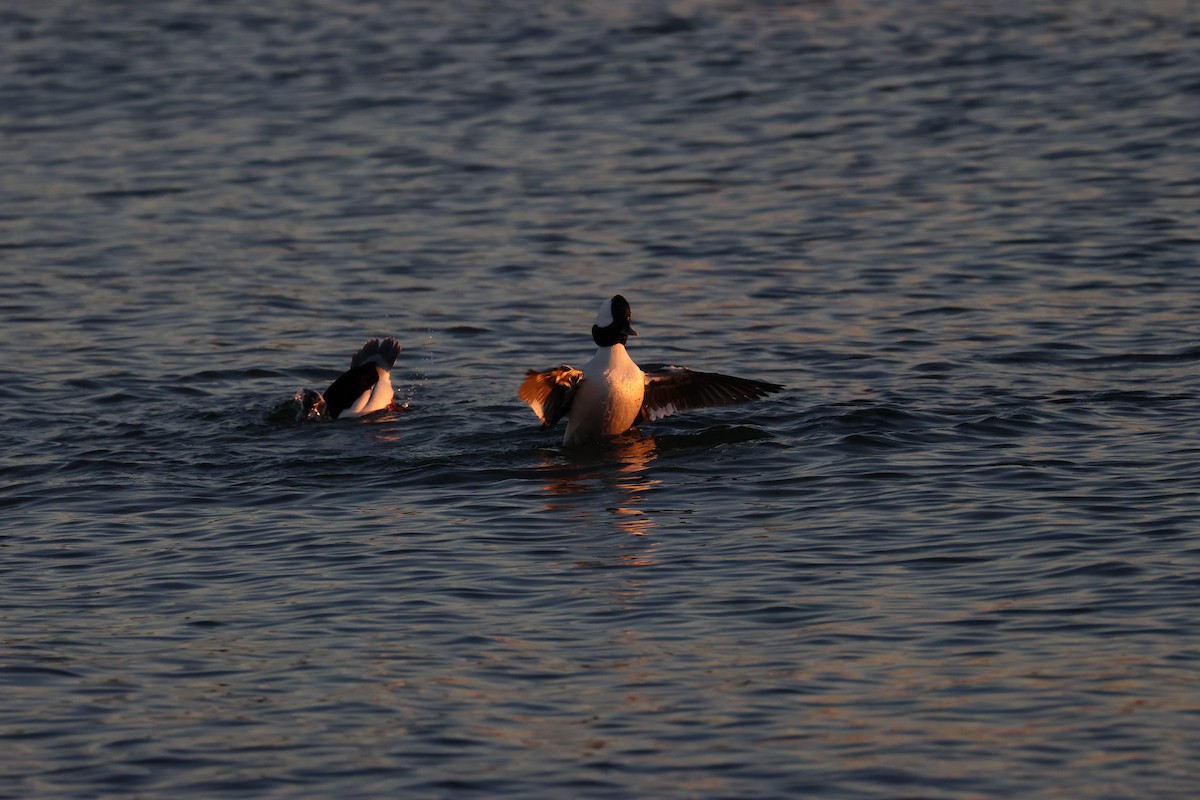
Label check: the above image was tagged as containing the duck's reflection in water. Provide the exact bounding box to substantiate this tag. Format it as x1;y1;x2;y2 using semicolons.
537;431;660;568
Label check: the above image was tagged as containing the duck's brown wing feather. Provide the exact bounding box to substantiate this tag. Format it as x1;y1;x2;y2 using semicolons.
518;366;585;429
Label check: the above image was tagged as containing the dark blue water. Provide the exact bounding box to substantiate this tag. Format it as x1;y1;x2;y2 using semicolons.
3;1;1199;797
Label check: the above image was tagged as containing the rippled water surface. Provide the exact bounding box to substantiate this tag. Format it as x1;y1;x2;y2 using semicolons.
3;1;1200;797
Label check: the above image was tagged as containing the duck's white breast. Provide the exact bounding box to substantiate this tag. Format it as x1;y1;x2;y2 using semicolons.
563;344;645;445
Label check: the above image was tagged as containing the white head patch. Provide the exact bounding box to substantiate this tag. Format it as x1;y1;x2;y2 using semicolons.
594;296;615;328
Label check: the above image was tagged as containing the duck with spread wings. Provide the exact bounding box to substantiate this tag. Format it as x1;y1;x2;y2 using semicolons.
519;295;782;447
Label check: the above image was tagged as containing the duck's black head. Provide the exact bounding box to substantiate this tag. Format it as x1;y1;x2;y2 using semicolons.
592;294;638;347
299;388;328;421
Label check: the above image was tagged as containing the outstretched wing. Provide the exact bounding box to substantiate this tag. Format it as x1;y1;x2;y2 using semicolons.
638;364;782;423
518;366;584;429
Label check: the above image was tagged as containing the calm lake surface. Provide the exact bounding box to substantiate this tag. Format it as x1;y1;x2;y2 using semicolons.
2;1;1199;797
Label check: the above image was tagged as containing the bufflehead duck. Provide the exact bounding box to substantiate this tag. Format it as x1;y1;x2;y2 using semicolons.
298;337;402;421
519;295;782;447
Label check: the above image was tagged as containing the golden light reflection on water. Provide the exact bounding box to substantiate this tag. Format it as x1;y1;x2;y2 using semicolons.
538;432;661;544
